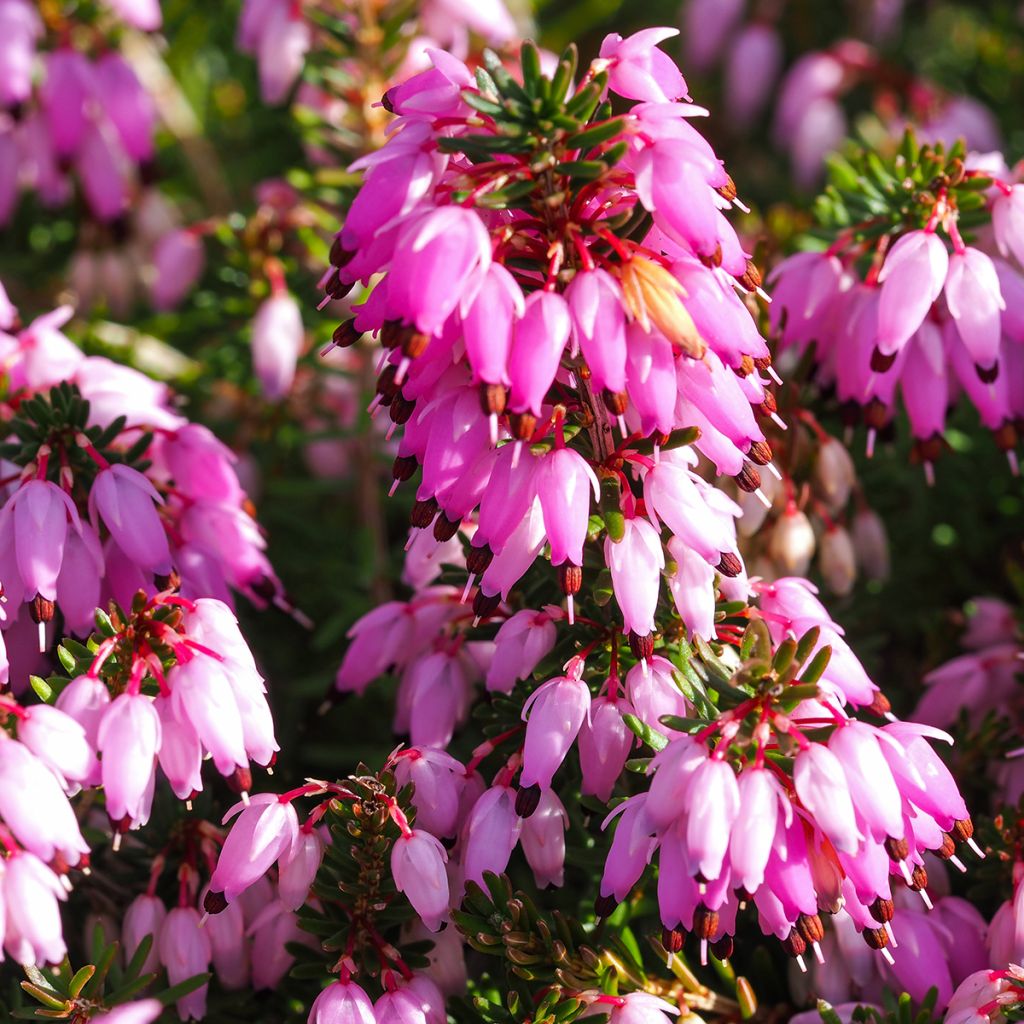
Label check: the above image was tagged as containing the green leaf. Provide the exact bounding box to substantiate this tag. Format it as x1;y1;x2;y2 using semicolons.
520;42;543;96
622;713;668;752
799;646;832;685
564;118;626;151
555;159;607;180
29;674;52;701
156;972;212;1007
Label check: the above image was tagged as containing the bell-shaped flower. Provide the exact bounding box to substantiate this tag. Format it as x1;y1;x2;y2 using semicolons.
992;183;1024;267
828;722;904;842
98;693;160;829
461;263;523;387
536;447;599;567
375;986;429;1024
55;673;109;785
876;230;949;356
880;723;968;829
89;464;172;576
18;703;92;788
4;852;67;966
459;785;521;891
94;53;155;162
604;516;664;638
623;325;677;437
666;538;715;640
41;49;93;158
625;656;689;732
793;744;860;854
309;979;377;1024
278;828;324;911
151;229;206;311
55;522;104;636
159;908;212;1021
122;894;167;977
944;247;1005;372
7;478;82;604
251;292;304;401
209;794;300;903
578;695;634;802
520;672;591;790
599;28;689;103
600;794;657;903
201;888;248;990
485;608;557;695
105;0;162;29
645;735;705;829
392;828;450;932
393;748;465;839
476;446;538;555
155;696;204;800
567;269;627;394
684;756;740;881
508;291;571;418
521;789;569;888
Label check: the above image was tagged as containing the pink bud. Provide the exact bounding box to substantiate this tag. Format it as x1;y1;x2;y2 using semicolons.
461;263;523;386
393;748;464;839
18;704;92;787
104;0;162;29
9;478;81;604
159;908;212;1021
520;674;591;790
604;516;665;637
508;291;571;417
521;788;569;888
278;828;324;910
256;2;310;105
392;828;450;931
485;608;557;695
155;695;204;800
252;292;304;400
578;695;634;802
376;987;428;1024
794;744;860;853
683;757;739;880
56;523;104;636
151;230;205;311
624;325;677;437
94;53;155;162
567;269;627;393
724;25;783;128
666;538;715;640
4;852;67;965
459;785;521;891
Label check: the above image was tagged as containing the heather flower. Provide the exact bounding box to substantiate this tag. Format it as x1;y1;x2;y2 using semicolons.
89;464;172;577
4;851;67;965
159;907;212;1021
309;979;377;1024
876;230;949;356
122;894;167;977
598;28;689;104
521;789;569;888
520;669;591;793
459;785;520;891
578;695;634;802
944;247;1005;373
97;693;161;829
251;291;305;400
391;828;450;931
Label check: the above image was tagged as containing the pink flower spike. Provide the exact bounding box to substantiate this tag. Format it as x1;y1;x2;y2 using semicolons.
598;28;690;104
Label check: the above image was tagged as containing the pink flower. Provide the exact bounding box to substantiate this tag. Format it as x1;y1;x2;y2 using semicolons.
567;269;628;395
94;999;163;1024
793;744;860;854
94;53;156;162
600;795;656;903
729;767;787;894
155;696;204;800
255;1;310;105
625;656;689;732
392;828;450;931
98;693;160;828
586;992;680;1024
0;0;40;109
604;516;665;639
944;247;1005;372
599;29;689;104
122;894;167;977
724;25;783;129
684;756;740;881
507;291;571;418
209;794;300;904
4;852;67;965
278;828;324;911
485;608;557;695
18;703;92;788
309;979;377;1024
56;522;104;636
251;292;304;400
461;263;523;387
521;788;569;888
247;899;307;990
536;447;599;568
459;785;521;891
666;539;715;640
151;230;205;311
159;908;212;1021
393;748;465;839
578;695;634;802
520;672;591;791
89;464;172;576
6;478;82;605
375;987;429;1024
876;230;949;356
993;184;1024;267
104;0;162;29
202;891;248;990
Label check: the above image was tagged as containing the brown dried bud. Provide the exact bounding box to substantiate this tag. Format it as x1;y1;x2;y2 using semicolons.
376;364;399;402
594;894;617;918
717;175;738;202
410;497;439;529
976;360;999;384
862;927;889;951
870;347;898;373
884;836;910;862
747;440;773;465
909;864;928;891
716;552;743;578
515;784;541;818
603;389;628;416
392;454;418;483
333;319;361;349
737;260;762;292
380;89;395;114
433;515;461;542
869;897;895;923
628;630;654;663
479;382;507;417
559;563;582;596
796;913;825;945
466;546;493;575
951;818;975;843
782;930;807;958
379;320;408;349
509;412;536;441
390;396;416;425
936;833;957;860
699;243;723;269
203;889;228;915
472;589;501;621
662;928;684;954
30;596;54;624
734;463;762;493
694;905;719;939
710;935;734;961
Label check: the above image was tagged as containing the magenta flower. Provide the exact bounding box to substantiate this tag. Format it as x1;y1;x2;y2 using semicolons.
89;464;172;577
0;0;40;109
93;53;155;163
391;828;450;931
600;795;656;904
536;447;599;569
393;748;465;839
521;788;569;888
944;247;1005;372
578;695;634;803
151;229;205;311
793;744;860;854
309;979;377;1024
993;184;1024;267
604;516;665;640
104;0;162;29
155;695;204;800
876;230;949;356
94;1000;163;1024
507;291;571;419
567;269;628;396
202;892;248;990
459;785;521;891
56;522;104;636
278;828;324;911
4;851;67;965
251;292;304;401
461;263;523;389
97;693;161;829
520;672;592;791
159;907;212;1021
599;28;689;104
728;767;786;894
18;703;92;788
122;894;167;977
485;608;557;695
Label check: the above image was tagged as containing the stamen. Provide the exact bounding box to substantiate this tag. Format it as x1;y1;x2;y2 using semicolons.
796;954;807;974
511;441;522;469
389;479;401;497
884;922;898;948
949;854;967;873
567;594;575;626
754;487;771;510
37;620;46;653
489;413;498;447
866;428;877;459
770;412;788;430
813;940;824;964
199;912;209;928
112;833;122;853
880;947;895;966
764;462;782;481
460;574;476;604
967;838;986;859
395;356;411;385
918;887;933;910
899;860;914;885
700;938;708;966
1007;451;1020;476
618;415;627;438
756;287;773;306
924;462;935;487
186;800;193;812
732;197;751;214
240;790;251;807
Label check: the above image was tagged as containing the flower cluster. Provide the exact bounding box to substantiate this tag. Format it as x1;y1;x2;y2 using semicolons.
771;134;1024;476
0;0;160;227
0;282;286;674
